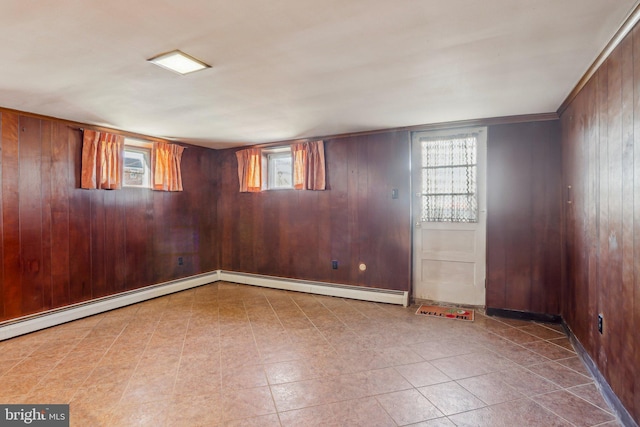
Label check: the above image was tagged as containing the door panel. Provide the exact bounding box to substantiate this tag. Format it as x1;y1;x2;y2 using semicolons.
412;128;487;305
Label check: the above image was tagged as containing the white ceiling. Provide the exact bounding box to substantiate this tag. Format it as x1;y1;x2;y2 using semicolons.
0;0;637;149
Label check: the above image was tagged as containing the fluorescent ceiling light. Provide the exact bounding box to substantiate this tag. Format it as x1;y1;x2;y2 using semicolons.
148;50;210;75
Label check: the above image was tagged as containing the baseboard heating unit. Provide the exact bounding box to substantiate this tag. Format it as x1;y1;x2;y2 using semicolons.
0;270;409;341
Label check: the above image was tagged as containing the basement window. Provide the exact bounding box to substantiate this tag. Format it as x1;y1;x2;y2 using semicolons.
123;139;152;188
263;147;292;190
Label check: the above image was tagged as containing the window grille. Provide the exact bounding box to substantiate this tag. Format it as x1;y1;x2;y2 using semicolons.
419;133;478;222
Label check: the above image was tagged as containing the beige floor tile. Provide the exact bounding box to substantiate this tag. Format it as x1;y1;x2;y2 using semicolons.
279;404;339;427
408;339;483;360
430;351;515;380
497;366;561;396
395;361;452;387
418;381;486;415
221;363;268;390
106;399;170;426
557;356;590;375
448;398;573;427
457;372;524;405
527;361;593;388
567;383;613;412
534;390;615;426
330;397;397;427
493;326;543;344
376;388;443;425
351;367;413;395
0;284;619;426
221;385;277;421
547;336;575;351
223;413;281;427
518;324;566;340
164;393;223;426
523;340;577;360
406;417;457;426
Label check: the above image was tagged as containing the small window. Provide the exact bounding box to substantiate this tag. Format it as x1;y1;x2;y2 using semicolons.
263;147;292;190
123;139;152;188
418;133;478;222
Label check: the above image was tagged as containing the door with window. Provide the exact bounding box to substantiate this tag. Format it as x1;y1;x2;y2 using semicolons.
412;128;487;306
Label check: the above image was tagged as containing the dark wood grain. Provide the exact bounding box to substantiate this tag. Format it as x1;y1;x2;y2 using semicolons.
19;116;45;314
0;112;219;322
2;112;21;319
486;121;562;314
50;121;71;308
618;34;635;410
327;138;350;284
40;121;53;311
561;23;640;423
68;128;92;303
0;113;4;320
90;190;107;298
633;25;640;421
216;131;411;291
604;43;625;403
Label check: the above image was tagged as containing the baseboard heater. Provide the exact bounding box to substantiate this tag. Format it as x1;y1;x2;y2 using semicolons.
0;270;409;341
219;271;408;307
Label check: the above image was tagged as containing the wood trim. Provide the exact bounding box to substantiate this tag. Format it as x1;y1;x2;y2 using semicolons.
230;112;559;151
565;321;640;427
558;1;640;115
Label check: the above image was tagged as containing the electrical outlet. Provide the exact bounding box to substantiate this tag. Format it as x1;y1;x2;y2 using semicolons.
331;260;338;270
178;257;183;266
598;313;603;334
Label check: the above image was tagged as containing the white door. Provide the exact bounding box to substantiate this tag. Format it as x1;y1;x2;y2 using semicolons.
412;127;487;306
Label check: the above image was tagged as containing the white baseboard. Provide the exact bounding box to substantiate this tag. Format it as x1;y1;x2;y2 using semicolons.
0;272;219;341
220;271;409;307
0;270;408;341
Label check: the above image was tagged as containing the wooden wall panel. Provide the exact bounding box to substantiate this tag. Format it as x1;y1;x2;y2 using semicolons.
0;112;4;319
19;116;44;314
0;112;218;323
2;112;21;318
560;24;640;424
67;129;92;303
49;121;71;308
486;121;562;314
216;131;411;292
634;23;640;420
40;121;53;311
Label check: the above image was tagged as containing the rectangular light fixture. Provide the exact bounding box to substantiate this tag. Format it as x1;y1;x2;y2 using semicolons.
148;50;210;75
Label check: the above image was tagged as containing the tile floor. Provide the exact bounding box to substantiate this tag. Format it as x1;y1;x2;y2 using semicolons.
0;282;621;426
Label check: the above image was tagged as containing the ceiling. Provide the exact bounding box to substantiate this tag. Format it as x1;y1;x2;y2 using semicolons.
0;1;637;149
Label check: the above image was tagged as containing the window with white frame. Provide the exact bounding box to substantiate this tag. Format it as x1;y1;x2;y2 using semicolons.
123;139;152;188
263;146;292;190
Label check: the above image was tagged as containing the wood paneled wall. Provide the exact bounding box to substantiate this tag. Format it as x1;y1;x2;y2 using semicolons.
560;25;639;423
0;111;218;322
216;131;411;291
486;121;563;314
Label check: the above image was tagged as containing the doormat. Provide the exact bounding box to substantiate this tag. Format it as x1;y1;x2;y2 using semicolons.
416;305;474;321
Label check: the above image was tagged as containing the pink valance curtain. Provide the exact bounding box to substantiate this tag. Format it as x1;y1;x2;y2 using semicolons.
292;140;325;190
81;130;124;190
236;148;262;192
153;142;185;192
